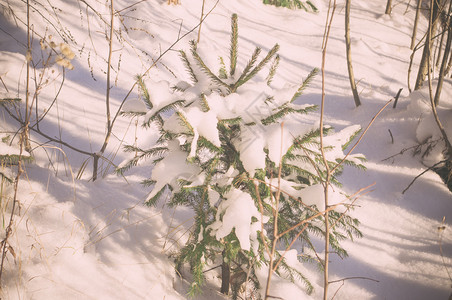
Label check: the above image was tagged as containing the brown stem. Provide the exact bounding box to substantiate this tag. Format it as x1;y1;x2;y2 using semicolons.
434;0;452;107
411;0;422;50
426;0;452;158
197;0;206;44
345;0;361;107
320;1;336;299
330;99;392;175
0;0;31;284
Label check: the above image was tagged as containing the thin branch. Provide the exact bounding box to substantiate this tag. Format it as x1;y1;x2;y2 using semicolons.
320;2;337;299
402;159;447;194
330;276;379;299
277;203;341;239
329;276;380;284
330;183;375;231
381;138;442;162
0;131;25;285
197;0;206;43
2;105;94;157
330;99;392;175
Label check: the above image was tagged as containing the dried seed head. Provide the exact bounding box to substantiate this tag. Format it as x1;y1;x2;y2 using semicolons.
55;55;74;70
59;43;75;60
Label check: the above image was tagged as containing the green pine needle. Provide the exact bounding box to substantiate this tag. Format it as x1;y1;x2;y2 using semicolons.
231;47;262;92
190;41;230;92
143;100;185;128
236;44;279;91
290;67;319;103
230;14;238;77
136;75;152;109
199;93;210;112
180;50;198;84
266;54;280;86
261;104;317;125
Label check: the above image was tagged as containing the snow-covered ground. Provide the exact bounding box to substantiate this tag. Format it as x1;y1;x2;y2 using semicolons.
0;0;451;299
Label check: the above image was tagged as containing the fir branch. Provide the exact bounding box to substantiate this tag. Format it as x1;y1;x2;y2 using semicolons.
0;171;14;184
123;144;168;156
277;254;314;294
297;0;308;10
198;136;222;154
282;163;319;184
266;54;280;86
260;104;318;125
338;157;367;171
190;41;230;91
218;57;228;80
306;1;319;12
119;111;146;118
115;145;168;174
199;93;210;112
237;43;280;90
0;154;33;166
231;47;262;92
176;111;194;134
218;116;242;126
0;98;21;104
143;100;185;127
341;128;361;151
145;184;167;206
289;128;323;153
136;75;152;109
290;67;319;103
179;50;198;84
230;13;238;77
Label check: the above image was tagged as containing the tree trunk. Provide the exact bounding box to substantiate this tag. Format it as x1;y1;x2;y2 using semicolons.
220;252;230;295
435;25;445;67
411;0;422;50
446;45;452;75
345;0;361;107
415;0;440;90
385;0;393;15
434;1;452;106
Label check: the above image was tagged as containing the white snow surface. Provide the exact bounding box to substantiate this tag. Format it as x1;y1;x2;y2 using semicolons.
208;188;263;252
0;0;451;299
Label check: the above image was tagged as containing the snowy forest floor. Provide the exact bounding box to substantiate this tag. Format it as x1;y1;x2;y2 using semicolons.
0;0;451;299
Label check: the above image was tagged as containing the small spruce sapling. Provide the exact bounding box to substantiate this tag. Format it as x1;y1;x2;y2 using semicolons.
263;0;318;12
118;13;365;298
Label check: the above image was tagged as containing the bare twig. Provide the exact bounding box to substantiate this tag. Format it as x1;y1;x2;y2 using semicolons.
331;99;392;175
197;0;206;44
320;2;337;299
392;88;403;109
0;1;31;281
402;159;447;194
381;138;443;162
330;276;379;299
329;276;380;284
345;0;361;107
92;0;116;181
264;123;285;299
0;131;25;285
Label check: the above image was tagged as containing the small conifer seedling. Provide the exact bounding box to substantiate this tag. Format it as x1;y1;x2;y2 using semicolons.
119;13;365;299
